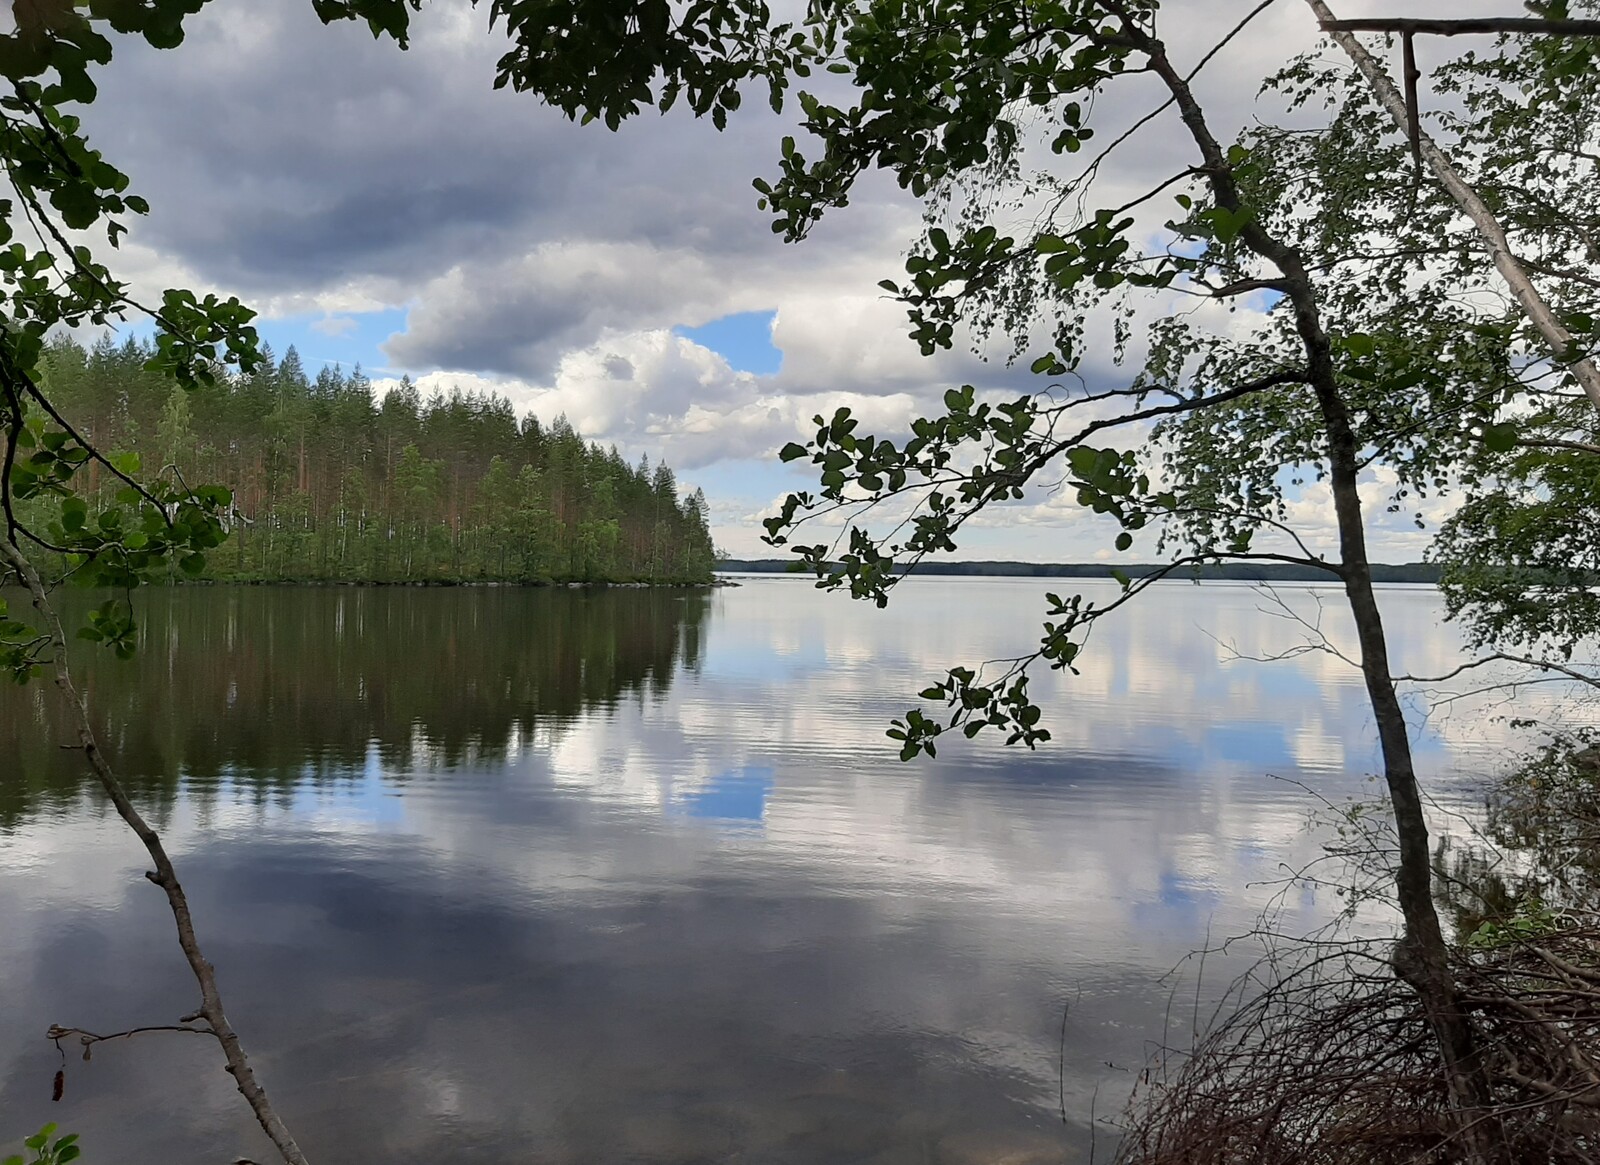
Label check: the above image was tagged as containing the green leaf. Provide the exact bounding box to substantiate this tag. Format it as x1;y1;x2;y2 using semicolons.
1483;422;1517;453
778;442;808;462
1115;531;1132;551
49;182;101;230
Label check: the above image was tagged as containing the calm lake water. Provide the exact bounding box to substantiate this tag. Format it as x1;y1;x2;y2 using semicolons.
0;579;1563;1163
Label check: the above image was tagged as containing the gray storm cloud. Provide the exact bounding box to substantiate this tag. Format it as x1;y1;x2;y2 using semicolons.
66;0;1515;559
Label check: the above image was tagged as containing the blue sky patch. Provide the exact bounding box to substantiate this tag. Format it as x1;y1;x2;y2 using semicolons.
677;764;774;824
1206;722;1293;768
253;307;411;377
674;310;782;376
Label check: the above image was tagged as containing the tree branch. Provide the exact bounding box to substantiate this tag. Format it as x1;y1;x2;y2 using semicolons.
0;532;312;1165
1512;253;1600;293
1318;18;1600;37
48;1021;217;1056
1308;0;1600;414
1394;651;1600;691
1518;437;1600;456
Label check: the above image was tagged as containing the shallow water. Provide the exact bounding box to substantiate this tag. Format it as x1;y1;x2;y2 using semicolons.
0;579;1561;1163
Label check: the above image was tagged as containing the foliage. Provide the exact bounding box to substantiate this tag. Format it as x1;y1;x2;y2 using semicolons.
3;1126;80;1165
1439;733;1600;945
1419;3;1600;654
742;4;1448;751
1435;436;1600;655
0;0;790;677
739;1;1599;757
1462;895;1568;951
0;7;268;668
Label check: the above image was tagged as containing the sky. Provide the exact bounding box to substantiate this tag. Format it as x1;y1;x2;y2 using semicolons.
70;0;1507;561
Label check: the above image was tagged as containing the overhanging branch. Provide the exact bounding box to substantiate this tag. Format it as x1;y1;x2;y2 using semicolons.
1318;18;1600;37
1308;0;1600;414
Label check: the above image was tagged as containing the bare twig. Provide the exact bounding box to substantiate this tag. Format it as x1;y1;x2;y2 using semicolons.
1394;652;1600;691
1118;929;1600;1164
48;1021;217;1059
0;531;312;1164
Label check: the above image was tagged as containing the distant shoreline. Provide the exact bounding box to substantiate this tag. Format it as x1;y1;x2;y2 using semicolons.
716;559;1442;583
5;577;730;592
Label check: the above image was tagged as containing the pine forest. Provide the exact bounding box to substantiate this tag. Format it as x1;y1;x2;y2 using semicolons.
29;335;718;585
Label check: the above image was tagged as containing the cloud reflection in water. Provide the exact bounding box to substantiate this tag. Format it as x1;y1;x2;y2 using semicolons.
0;578;1573;1163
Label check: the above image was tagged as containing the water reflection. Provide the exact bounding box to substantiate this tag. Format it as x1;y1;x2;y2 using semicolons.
0;586;709;822
0;579;1568;1163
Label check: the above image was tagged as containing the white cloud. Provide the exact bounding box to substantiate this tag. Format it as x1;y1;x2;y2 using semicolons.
310;314;359;338
71;0;1515;561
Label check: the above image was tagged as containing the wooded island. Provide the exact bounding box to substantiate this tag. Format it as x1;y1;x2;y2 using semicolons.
25;337;716;585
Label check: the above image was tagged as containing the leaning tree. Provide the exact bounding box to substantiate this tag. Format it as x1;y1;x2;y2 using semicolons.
748;2;1597;1159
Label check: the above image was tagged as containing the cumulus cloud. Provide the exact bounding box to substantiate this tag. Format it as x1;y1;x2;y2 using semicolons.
373;328;931;471
310;314;359;338
71;0;1513;560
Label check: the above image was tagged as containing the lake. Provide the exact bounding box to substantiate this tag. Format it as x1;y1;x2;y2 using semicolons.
0;578;1563;1163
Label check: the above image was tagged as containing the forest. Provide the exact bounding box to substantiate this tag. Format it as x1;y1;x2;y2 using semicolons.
27;335;717;585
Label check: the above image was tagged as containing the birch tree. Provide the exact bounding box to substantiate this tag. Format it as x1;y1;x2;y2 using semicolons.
749;3;1600;1155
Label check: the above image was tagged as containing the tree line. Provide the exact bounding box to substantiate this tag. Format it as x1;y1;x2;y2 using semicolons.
719;559;1448;582
31;335;717;585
